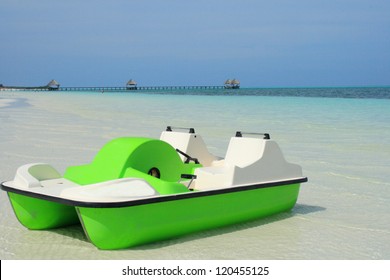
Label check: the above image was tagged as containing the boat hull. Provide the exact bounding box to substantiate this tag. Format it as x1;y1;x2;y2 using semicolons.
77;183;300;250
7;192;79;230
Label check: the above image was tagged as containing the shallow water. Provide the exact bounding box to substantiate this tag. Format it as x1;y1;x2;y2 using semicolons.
0;89;389;259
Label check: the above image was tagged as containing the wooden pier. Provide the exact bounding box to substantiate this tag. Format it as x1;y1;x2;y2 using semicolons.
1;85;227;92
0;78;242;92
57;85;225;92
1;84;239;93
1;78;243;92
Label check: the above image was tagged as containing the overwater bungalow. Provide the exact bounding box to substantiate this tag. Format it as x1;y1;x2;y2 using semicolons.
47;79;60;90
126;79;137;90
224;78;240;89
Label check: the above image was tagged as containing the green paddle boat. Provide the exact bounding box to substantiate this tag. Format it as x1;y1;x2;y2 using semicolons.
1;127;307;250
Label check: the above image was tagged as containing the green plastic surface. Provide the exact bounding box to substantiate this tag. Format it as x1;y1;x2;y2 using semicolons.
78;183;301;249
5;136;303;249
8;193;79;230
64;137;200;194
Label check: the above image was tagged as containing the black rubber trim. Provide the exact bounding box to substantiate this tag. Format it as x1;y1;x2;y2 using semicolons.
1;177;307;209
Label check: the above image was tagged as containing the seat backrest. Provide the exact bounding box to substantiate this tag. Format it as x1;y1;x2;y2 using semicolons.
225;137;266;168
160;131;218;166
160;131;191;157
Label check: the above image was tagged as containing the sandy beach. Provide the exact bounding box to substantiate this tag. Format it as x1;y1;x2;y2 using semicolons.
1;89;389;260
0;98;19;108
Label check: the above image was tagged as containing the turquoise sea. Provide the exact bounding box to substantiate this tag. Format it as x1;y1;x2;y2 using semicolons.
0;87;389;259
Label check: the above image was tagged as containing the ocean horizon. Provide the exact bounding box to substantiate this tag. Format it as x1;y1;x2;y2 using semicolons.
2;86;390;99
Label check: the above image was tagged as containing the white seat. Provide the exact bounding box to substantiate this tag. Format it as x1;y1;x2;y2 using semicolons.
13;163;61;189
160;131;219;166
193;137;303;190
225;137;266;167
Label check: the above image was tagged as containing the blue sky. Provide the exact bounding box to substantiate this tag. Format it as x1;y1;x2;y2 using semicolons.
1;0;389;87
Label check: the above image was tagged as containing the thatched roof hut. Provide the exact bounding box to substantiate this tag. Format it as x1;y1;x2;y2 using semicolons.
224;78;240;89
231;79;240;85
127;79;137;86
126;79;137;90
47;79;60;90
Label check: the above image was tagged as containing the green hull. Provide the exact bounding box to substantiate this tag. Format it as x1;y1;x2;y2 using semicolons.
8;192;79;230
77;183;300;250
